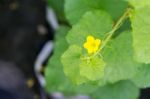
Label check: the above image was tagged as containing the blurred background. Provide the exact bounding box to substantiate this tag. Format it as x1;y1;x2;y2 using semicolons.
0;0;53;99
0;0;150;99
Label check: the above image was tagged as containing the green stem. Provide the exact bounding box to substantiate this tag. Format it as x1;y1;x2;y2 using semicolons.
100;8;132;50
88;8;132;59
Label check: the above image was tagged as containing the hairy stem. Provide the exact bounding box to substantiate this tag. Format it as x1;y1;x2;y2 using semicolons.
88;8;132;59
100;8;132;50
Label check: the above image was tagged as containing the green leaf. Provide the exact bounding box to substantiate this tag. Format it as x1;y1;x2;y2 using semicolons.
82;0;128;21
65;0;127;24
45;26;70;92
126;0;150;9
131;64;150;88
65;0;91;24
55;26;70;42
130;7;150;64
80;56;106;81
102;31;140;83
74;82;100;94
92;80;139;99
67;10;113;47
61;45;88;84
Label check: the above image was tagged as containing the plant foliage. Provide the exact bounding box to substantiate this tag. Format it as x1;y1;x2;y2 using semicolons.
46;0;150;98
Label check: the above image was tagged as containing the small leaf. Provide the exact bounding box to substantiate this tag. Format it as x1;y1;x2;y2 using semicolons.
80;56;106;81
61;45;88;84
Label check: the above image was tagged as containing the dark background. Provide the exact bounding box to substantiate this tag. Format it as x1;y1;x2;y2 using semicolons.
0;0;53;99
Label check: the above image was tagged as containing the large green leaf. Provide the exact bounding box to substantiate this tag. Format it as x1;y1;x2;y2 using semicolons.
67;10;113;47
65;0;127;24
92;80;139;99
102;31;140;83
127;3;150;91
131;64;150;88
130;7;150;64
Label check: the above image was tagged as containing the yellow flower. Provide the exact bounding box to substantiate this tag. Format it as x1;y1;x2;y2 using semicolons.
83;35;101;54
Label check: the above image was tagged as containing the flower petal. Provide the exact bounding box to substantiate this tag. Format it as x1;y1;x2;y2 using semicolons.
95;39;101;46
93;46;99;52
84;42;91;49
83;35;102;54
87;35;94;42
87;47;94;54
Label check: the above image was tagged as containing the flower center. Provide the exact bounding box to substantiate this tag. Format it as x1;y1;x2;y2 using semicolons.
91;43;96;48
83;35;102;54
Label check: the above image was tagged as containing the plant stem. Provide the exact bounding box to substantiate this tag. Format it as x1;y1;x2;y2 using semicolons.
100;8;132;50
88;8;132;59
